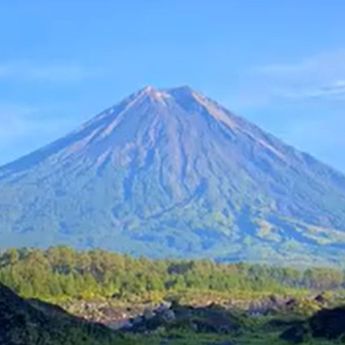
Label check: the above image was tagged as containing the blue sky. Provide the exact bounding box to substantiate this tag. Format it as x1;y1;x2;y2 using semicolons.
1;1;345;171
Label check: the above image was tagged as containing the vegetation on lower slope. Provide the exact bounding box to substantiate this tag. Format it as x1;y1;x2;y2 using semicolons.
0;246;344;303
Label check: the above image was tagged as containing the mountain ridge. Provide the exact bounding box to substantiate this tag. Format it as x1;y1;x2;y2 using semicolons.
1;86;345;265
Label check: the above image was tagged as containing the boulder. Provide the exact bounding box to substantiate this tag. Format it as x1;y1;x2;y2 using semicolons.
314;293;327;305
143;308;155;321
159;309;176;323
310;307;345;339
280;325;308;344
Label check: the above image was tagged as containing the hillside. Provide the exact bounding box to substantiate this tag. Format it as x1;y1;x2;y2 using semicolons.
0;282;125;345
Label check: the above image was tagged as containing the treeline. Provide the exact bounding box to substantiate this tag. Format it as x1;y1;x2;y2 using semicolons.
0;247;344;300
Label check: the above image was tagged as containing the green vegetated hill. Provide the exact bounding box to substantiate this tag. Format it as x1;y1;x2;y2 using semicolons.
0;87;345;264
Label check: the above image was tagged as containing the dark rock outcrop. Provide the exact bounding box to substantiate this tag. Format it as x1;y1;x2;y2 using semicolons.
279;325;308;344
280;306;345;343
123;302;240;334
309;307;345;339
0;283;118;345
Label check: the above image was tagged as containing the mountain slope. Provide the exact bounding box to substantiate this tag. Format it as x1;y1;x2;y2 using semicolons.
1;86;345;265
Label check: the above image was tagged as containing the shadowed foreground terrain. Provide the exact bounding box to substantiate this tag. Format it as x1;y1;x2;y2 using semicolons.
0;282;126;345
1;282;345;345
1;247;345;345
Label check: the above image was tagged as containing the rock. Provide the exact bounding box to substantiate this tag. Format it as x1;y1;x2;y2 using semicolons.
191;305;238;334
280;325;308;344
108;319;132;330
267;319;303;329
125;306;175;332
285;298;298;309
156;302;172;313
143;308;155;320
310;307;345;339
131;316;144;326
122;302;240;335
159;309;176;323
314;293;327;305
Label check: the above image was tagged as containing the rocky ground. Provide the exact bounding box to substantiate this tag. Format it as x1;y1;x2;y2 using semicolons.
2;281;345;345
62;292;334;329
61;292;345;344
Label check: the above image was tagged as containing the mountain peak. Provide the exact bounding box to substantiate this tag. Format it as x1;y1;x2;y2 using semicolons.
137;85;199;102
166;85;194;95
141;85;158;94
137;85;171;103
1;86;345;265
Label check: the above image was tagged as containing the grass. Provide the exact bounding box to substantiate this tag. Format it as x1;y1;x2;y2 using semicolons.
120;329;339;345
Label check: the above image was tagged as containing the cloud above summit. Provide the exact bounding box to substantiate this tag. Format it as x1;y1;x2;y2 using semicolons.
0;60;98;83
256;50;345;101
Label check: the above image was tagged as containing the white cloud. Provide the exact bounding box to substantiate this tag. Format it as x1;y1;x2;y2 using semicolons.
258;50;345;78
222;50;345;171
0;61;96;83
301;80;345;99
255;50;345;101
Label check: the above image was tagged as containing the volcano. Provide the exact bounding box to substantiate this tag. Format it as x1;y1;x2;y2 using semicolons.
1;86;345;265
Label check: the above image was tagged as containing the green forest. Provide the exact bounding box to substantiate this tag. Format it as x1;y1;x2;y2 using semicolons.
0;246;344;302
